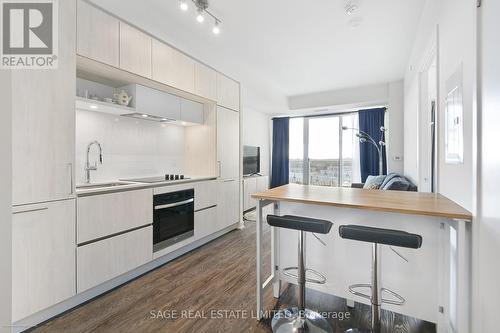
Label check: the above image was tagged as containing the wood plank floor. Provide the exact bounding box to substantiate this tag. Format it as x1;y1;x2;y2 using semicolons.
30;220;435;333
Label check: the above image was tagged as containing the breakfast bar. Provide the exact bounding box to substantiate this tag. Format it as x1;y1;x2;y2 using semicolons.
253;184;472;333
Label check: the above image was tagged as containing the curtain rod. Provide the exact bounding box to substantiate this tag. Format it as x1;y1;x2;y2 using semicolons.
272;106;387;120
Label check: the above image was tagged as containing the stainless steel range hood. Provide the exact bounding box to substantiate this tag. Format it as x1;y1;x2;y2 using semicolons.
120;112;176;123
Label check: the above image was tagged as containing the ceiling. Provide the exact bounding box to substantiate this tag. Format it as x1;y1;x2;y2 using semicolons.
90;0;424;113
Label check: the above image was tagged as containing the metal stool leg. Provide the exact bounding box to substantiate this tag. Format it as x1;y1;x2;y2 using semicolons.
271;231;333;333
371;243;381;333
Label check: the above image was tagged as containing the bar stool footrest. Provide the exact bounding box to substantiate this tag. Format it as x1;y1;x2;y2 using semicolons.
348;284;406;305
282;266;327;284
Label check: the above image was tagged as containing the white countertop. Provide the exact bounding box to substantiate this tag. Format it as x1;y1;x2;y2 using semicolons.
75;176;217;197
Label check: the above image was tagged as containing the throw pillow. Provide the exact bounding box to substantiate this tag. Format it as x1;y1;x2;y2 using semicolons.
363;175;386;190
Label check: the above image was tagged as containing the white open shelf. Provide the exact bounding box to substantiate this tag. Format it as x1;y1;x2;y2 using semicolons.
76;97;135;116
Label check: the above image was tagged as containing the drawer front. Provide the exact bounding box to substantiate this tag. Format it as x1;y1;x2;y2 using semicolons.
77;226;152;292
77;189;152;244
194;206;217;240
194;180;217;211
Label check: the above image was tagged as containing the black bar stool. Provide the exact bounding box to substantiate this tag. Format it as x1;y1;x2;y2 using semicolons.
338;225;423;333
267;214;334;333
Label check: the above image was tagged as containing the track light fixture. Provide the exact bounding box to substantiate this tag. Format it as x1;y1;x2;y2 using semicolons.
178;0;222;35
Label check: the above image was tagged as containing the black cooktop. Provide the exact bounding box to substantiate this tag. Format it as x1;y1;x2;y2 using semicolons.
121;175;189;183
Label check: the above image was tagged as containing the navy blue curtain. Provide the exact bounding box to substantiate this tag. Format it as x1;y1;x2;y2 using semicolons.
359;108;387;182
270;117;290;188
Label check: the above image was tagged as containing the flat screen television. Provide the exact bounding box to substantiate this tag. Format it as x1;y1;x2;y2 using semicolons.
243;146;260;176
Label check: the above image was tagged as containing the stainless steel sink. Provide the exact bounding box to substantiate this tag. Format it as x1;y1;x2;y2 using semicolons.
76;182;133;190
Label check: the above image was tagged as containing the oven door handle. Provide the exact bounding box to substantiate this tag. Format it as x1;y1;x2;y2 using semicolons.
154;198;194;210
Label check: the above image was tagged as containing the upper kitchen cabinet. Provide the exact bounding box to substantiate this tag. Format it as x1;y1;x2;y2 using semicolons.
152;39;196;93
195;62;217;101
77;0;119;67
216;73;240;112
119;22;152;78
12;0;76;206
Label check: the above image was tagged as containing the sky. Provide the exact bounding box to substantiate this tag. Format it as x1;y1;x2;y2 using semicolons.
289;114;358;160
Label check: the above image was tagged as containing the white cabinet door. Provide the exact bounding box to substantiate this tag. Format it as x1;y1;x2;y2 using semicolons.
194;180;217;211
12;200;76;322
119;22;152;78
217;107;240;179
12;0;75;206
195;62;217;100
194;206;217;240
181;99;204;124
243;177;257;211
216;73;240;111
77;226;152;293
217;179;239;230
77;0;119;67
152;39;195;93
77;189;153;244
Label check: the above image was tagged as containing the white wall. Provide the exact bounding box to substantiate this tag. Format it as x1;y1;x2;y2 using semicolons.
76;110;186;183
286;81;405;174
242;108;271;176
405;0;475;210
387;81;405;174
0;68;12;332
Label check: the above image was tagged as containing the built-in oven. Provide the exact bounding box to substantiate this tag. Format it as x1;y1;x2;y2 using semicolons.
153;189;194;252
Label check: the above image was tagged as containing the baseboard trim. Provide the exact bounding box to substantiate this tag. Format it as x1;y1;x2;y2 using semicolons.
13;224;238;333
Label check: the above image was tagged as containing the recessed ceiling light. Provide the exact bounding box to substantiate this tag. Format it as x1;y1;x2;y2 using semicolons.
89;104;98;110
212;21;220;34
142;114;148;118
179;0;188;11
196;9;204;23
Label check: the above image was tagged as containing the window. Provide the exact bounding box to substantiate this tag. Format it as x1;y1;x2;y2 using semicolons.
289;113;361;187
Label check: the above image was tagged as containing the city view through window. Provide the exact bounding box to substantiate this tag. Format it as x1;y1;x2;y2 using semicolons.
289;114;361;187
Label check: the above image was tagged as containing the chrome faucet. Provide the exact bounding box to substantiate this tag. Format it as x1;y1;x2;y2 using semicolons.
85;140;103;183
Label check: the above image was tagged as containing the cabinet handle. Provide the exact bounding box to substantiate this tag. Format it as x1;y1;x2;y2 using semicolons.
13;207;48;214
223;179;236;183
68;162;74;195
217;161;221;178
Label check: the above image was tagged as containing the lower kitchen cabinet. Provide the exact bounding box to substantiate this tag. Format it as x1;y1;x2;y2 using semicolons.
77;226;152;293
77;188;153;244
12;199;76;322
217;179;239;230
194;206;217;240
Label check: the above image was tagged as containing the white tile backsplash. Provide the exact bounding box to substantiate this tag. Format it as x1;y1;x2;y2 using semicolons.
76;110;185;183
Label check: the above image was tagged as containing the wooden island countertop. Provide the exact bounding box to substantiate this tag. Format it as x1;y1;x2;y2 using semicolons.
252;184;472;220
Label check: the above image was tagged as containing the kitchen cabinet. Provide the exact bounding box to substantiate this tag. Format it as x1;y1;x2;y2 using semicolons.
243;176;269;211
12;200;76;321
77;226;152;293
195;62;217;101
12;0;76;206
194;206;217;240
194;180;217;211
77;0;119;67
216;73;240;112
121;84;181;121
181;99;204;124
217;106;240;179
77;189;153;244
152;39;195;93
217;179;239;230
119;22;152;78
